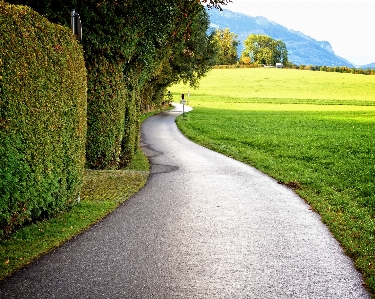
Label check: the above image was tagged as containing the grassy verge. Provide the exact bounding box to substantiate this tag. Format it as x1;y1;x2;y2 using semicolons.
0;107;166;280
172;68;375;295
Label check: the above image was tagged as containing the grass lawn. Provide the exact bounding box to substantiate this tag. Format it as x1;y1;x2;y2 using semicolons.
171;68;375;295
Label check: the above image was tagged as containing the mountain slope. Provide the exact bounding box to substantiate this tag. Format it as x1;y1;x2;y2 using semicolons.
208;9;353;67
362;62;375;69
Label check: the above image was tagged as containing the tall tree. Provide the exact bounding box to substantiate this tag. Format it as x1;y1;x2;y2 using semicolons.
201;0;232;9
241;34;288;65
6;0;229;168
139;4;219;110
213;28;239;65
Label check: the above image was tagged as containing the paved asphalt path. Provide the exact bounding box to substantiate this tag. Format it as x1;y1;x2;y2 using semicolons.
0;104;371;298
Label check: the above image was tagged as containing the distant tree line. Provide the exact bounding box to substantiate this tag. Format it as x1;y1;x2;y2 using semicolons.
213;31;288;66
214;63;375;75
293;64;375;75
213;29;374;75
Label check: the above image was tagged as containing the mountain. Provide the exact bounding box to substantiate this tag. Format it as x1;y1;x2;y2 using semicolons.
361;62;375;69
207;9;354;67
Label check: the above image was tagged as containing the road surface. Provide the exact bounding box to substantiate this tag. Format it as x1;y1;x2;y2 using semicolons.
0;104;370;298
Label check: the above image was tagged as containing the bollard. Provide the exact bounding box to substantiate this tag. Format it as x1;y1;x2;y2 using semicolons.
71;9;83;42
180;94;186;114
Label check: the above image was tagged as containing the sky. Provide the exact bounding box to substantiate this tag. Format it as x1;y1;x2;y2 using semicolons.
224;0;375;65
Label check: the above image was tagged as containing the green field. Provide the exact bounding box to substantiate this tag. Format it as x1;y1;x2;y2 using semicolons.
171;68;375;295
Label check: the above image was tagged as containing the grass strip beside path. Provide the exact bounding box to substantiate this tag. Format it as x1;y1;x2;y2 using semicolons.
0;106;161;280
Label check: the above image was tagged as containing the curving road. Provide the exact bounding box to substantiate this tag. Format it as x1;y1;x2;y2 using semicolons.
0;104;370;298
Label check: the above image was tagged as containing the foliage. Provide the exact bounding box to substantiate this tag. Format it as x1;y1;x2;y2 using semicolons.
172;68;375;295
241;34;288;65
201;0;232;9
296;64;375;75
0;149;149;279
0;0;228;269
167;7;218;88
213;28;239;65
6;0;225;169
85;56;126;169
213;61;375;75
138;4;219;111
0;2;87;238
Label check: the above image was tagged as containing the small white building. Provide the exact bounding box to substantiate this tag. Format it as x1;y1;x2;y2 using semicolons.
276;63;283;68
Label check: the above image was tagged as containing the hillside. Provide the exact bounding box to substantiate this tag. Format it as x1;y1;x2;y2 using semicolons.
208;8;354;67
362;62;375;69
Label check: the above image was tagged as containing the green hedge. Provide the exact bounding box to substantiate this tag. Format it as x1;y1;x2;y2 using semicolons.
85;56;126;169
0;2;87;238
121;72;141;168
4;0;219;170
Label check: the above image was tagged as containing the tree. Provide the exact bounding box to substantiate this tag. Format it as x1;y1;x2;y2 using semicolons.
241;34;288;66
139;4;218;110
213;28;239;65
201;0;232;9
6;0;229;168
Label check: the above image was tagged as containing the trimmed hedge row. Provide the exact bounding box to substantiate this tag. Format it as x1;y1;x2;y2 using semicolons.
5;0;218;170
85;56;126;169
84;58;142;170
0;2;87;238
121;73;140;168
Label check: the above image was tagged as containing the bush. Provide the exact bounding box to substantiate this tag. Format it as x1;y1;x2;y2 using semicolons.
121;86;140;167
85;56;126;169
0;2;87;238
84;58;142;170
5;0;222;170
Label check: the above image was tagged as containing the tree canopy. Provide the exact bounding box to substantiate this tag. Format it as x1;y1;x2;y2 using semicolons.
213;28;239;65
5;0;227;169
241;34;288;66
201;0;232;9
